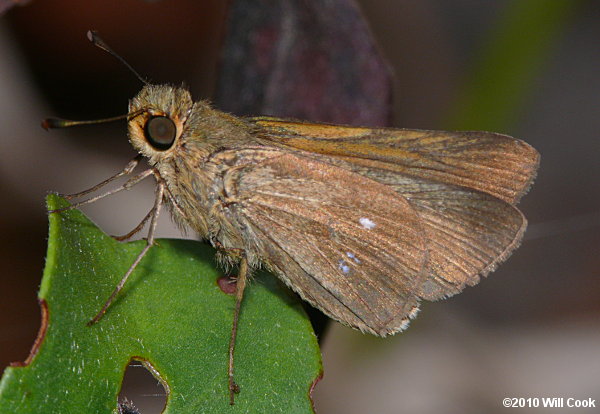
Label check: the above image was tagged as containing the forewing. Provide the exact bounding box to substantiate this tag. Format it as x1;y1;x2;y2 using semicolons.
252;118;539;205
226;151;428;336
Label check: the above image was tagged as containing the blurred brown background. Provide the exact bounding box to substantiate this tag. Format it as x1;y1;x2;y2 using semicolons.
0;1;598;413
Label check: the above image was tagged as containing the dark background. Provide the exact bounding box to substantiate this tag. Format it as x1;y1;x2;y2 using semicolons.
0;1;598;413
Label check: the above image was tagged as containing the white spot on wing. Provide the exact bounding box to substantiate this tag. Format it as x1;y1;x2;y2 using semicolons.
346;252;361;264
359;217;376;230
338;259;351;274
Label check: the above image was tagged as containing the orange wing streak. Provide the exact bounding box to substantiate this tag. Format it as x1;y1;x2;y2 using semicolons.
253;119;539;205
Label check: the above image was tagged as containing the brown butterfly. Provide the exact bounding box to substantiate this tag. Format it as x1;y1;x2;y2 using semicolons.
44;32;539;404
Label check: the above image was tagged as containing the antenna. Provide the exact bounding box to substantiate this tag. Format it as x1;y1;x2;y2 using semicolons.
87;30;148;85
41;31;148;131
41;109;145;131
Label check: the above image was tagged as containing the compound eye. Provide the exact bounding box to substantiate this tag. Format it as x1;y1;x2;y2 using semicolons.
144;116;176;150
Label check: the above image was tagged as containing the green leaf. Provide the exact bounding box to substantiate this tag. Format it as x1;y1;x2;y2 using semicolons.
0;194;322;413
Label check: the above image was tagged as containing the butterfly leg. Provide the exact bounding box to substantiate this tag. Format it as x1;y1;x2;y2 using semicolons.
63;155;142;200
50;167;154;214
113;180;187;242
87;176;165;325
112;207;155;241
228;253;248;405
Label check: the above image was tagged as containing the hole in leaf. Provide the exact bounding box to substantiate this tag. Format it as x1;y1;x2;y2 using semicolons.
10;299;49;368
118;359;168;413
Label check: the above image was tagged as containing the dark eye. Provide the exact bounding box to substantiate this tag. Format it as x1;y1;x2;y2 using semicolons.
144;116;176;150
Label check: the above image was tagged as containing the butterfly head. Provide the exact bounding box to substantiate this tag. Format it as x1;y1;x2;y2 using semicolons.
128;84;193;165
